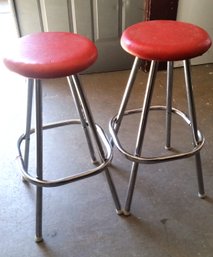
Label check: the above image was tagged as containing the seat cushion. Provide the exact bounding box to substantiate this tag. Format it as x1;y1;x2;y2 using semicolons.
121;20;212;61
3;32;97;79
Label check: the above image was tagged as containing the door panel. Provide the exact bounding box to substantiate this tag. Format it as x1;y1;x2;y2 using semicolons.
10;0;144;72
177;0;213;65
94;0;119;40
70;0;93;38
9;0;42;35
40;0;70;32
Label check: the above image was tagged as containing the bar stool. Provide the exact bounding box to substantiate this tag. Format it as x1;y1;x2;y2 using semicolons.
109;20;212;215
3;32;122;242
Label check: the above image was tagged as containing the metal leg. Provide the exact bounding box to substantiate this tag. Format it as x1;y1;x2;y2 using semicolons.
113;57;141;134
124;61;159;215
34;79;43;242
67;76;97;163
23;79;34;172
70;75;122;214
165;61;174;150
183;60;205;198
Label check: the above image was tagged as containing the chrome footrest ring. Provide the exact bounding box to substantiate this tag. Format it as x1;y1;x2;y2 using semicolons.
109;105;204;164
17;119;112;187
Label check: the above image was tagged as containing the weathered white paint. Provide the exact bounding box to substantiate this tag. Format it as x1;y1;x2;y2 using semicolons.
9;0;212;71
177;0;213;65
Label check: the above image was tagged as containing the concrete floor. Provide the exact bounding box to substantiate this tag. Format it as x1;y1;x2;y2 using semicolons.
0;2;213;257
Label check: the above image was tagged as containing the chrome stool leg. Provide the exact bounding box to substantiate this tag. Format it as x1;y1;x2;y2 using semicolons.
123;61;159;215
109;57;141;213
183;60;205;198
67;76;97;163
23;79;34;173
34;79;43;242
165;61;174;150
113;57;141;135
69;75;122;214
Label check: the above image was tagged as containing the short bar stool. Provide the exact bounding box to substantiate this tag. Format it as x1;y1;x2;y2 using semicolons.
109;20;212;215
3;32;122;242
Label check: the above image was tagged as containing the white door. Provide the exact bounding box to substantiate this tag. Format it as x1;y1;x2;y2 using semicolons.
10;0;144;72
177;0;213;65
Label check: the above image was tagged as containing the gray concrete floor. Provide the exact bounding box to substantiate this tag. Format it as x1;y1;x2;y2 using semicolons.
0;2;213;257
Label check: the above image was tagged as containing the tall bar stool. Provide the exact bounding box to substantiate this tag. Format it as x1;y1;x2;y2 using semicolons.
3;32;122;242
109;20;212;215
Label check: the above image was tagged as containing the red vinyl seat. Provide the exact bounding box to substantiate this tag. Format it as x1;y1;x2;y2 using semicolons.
121;20;211;61
3;32;97;78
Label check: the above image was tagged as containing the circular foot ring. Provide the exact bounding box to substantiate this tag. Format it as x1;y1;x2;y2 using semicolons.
109;105;204;164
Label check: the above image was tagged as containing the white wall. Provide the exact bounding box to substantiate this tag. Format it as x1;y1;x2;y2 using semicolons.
177;0;213;65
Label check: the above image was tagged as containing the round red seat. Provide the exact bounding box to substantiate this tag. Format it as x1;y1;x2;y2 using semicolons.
3;32;98;79
121;20;212;61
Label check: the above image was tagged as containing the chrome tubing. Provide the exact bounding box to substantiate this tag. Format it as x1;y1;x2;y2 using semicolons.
183;60;205;197
67;75;97;163
24;79;34;172
123;60;159;214
113;57;141;134
34;79;43;243
70;74;122;213
165;61;174;149
109;105;204;164
16;123;112;187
